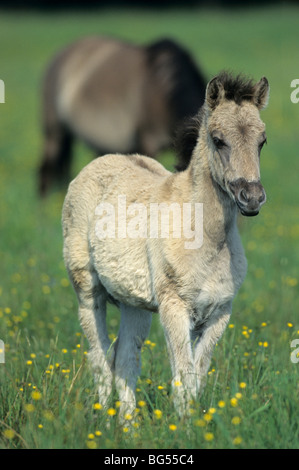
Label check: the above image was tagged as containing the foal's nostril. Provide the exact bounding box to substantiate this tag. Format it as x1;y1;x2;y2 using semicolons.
258;191;266;204
239;189;248;203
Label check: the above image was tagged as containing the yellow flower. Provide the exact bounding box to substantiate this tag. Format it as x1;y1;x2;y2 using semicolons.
86;440;97;449
25;404;35;413
138;400;146;408
228;324;235;329
42;285;51;295
31;391;42;401
157;385;164;390
62;348;68;354
194;419;205;427
3;429;15;439
230;398;238;407
26;360;32;365
61;278;70;287
203;412;213;422
169;424;177;431
43;410;54;421
218;400;226;408
287;322;293;328
231;416;241;425
263;341;269;348
123;427;129;433
286;278;297;287
153;409;162;419
95;430;102;436
93;403;102;410
204;432;214;442
38;424;43;429
88;433;95;439
233;436;243;445
208;407;216;414
107;408;116;416
124;413;133;421
261;322;267;327
174;380;182;387
239;382;246;389
235;392;242;399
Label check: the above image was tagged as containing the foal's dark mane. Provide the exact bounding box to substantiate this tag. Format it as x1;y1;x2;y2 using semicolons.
175;71;257;171
210;71;257;106
174;110;204;171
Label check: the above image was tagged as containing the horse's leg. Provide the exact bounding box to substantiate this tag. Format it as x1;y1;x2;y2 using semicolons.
159;296;196;416
114;304;152;419
191;303;231;395
70;267;114;405
39;123;73;196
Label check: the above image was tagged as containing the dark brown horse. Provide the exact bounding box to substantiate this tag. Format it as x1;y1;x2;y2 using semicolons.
38;36;206;195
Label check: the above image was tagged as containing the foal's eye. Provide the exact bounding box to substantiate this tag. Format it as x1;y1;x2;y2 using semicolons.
258;138;267;153
213;137;226;149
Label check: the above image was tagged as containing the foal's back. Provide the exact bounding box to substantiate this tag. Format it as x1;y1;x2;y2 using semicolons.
63;153;172;309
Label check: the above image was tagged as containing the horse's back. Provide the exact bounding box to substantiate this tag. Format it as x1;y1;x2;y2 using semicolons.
47;37;146;152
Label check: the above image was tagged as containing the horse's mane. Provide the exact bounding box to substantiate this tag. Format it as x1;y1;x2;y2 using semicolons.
213;71;257;105
146;38;206;126
174;108;204;172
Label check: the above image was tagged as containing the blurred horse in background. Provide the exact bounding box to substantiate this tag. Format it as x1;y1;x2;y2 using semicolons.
38;36;206;195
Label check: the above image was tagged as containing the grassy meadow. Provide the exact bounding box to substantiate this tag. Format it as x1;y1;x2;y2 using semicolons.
0;5;299;449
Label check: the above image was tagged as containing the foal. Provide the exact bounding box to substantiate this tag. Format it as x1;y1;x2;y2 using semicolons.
62;72;269;417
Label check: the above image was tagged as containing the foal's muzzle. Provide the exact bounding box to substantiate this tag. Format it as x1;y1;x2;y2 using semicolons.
229;179;266;216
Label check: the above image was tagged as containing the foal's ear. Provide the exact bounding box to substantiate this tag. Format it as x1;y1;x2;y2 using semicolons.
205;76;225;110
253;77;270;110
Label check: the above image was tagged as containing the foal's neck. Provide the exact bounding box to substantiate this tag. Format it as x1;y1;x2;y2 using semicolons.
186;127;237;242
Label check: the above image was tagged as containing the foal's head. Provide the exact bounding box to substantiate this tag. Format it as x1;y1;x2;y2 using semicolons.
205;72;269;216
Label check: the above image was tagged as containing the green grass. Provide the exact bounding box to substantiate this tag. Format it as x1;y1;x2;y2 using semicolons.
1;5;299;449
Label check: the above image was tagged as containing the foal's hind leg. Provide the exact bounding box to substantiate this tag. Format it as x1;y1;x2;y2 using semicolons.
114;304;152;418
70;267;114;405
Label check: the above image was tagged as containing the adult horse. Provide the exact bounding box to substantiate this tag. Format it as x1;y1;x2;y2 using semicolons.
39;36;206;195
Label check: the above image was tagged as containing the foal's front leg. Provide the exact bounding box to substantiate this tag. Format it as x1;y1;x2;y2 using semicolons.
159;296;196;416
192;303;231;394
